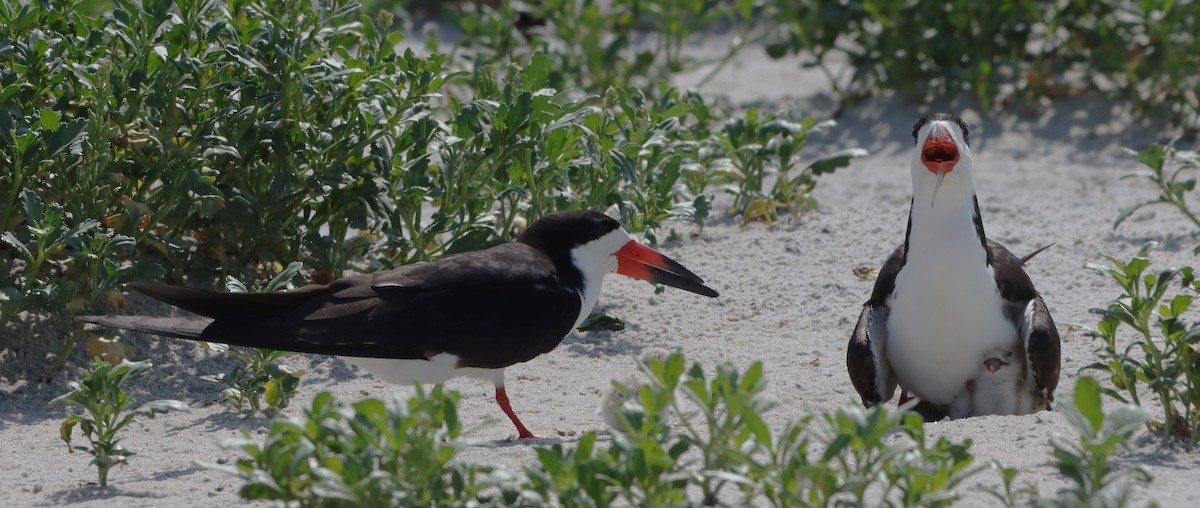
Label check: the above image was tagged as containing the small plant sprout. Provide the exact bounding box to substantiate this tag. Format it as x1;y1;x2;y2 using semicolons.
49;358;188;487
202;262;306;413
1086;242;1200;449
1051;376;1152;506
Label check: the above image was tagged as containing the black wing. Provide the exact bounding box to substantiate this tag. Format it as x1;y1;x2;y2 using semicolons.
84;243;582;370
847;243;905;407
988;240;1061;403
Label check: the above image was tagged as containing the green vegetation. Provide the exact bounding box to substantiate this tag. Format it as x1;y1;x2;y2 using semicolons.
216;357;1162;506
210;386;504;505
218;353;993;506
1051;376;1152;507
49;359;188;487
0;0;859;351
1084;142;1200;452
1086;243;1200;450
4;0;1193;503
764;0;1200;127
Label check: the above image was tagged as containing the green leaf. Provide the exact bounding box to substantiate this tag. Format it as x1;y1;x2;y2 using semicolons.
39;108;62;132
807;148;869;175
1073;376;1104;433
265;262;305;293
0;103;12;145
1113;202;1152;229
60;415;85;448
577;311;626;331
20;188;44;225
0;232;31;258
42;117;87;159
1137;144;1166;172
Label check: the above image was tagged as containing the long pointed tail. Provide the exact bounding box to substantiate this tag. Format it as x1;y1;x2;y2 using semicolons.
76;315;212;340
1021;242;1056;264
126;282;324;319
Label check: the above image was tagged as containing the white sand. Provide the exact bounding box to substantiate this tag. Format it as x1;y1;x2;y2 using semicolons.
4;33;1200;507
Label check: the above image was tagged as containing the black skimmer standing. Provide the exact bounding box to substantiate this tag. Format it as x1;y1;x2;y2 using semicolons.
79;210;719;438
846;113;1060;421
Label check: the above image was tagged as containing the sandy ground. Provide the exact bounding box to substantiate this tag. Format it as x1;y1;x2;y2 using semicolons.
4;29;1200;507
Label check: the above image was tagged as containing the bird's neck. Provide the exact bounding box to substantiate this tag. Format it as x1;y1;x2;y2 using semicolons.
905;192;990;269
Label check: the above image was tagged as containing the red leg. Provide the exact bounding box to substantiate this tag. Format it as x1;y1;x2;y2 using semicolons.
898;389;910;406
495;385;536;439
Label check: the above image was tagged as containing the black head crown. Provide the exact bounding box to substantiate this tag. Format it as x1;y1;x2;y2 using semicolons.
516;210;622;254
912;113;970;147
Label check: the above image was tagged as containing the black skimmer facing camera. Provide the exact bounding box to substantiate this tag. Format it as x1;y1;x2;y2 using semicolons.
79;211;719;439
846;113;1061;421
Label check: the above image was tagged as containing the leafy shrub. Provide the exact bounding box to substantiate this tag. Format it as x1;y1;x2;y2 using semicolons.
715;110;867;222
443;0;761;94
210;386;507;506
982;377;1154;507
2;0;861;361
49;358;189;487
764;0;1200;128
750;405;981;507
216;352;984;506
531;353;982;506
1085;243;1200;450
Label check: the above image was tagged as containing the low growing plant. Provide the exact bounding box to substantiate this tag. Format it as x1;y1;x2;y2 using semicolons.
215;352;991;505
1085;243;1200;450
537;353;982;506
758;404;981;507
526;354;692;506
714;110;866;222
1051;376;1152;507
201;262;307;413
210;386;507;506
670;356;776;504
49;358;189;487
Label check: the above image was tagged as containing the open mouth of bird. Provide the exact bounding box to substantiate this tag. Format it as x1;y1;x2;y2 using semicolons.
920;128;960;206
920;142;959;173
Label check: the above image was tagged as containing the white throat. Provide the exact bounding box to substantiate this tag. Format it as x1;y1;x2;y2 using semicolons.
569;228;630;328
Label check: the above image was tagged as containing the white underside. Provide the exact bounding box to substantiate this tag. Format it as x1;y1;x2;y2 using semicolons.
341;353;506;387
886;184;1020;411
888;262;1016;408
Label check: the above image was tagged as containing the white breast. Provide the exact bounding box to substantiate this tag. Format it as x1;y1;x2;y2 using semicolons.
885;198;1017;407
